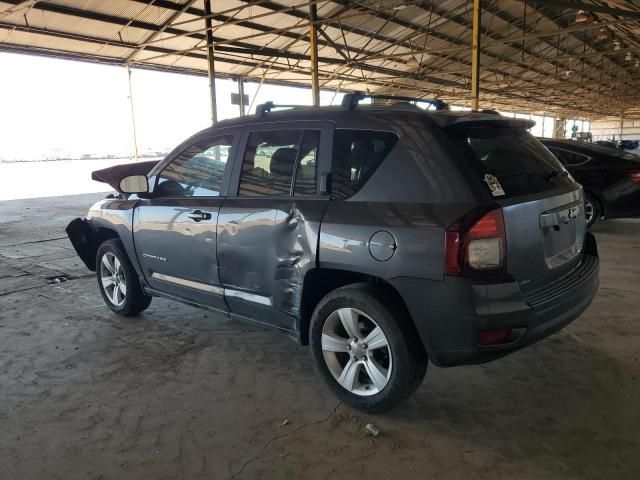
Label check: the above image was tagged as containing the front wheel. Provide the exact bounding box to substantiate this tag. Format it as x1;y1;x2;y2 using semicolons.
96;239;152;316
310;284;427;413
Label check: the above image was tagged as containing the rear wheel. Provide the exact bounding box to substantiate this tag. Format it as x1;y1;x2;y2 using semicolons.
96;239;151;316
310;284;427;413
584;193;601;228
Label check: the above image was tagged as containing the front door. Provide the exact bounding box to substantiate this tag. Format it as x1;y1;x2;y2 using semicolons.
133;130;238;310
217;122;332;330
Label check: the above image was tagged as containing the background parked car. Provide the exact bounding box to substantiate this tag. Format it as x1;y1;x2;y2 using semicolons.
616;139;640;152
593;140;617;149
540;139;640;227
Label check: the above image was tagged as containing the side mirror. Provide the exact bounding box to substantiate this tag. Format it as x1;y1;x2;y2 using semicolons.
119;175;149;194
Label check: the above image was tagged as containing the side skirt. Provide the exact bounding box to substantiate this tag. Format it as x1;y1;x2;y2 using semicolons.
143;286;301;341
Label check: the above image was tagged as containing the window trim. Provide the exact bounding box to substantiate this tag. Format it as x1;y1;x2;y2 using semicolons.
549;147;592;167
148;130;239;199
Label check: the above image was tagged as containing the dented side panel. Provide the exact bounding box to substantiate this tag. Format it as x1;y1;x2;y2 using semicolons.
217;198;327;330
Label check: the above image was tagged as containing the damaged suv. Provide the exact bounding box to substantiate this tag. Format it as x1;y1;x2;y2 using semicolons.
67;94;599;412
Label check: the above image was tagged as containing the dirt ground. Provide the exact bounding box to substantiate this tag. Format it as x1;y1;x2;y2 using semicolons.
0;193;638;480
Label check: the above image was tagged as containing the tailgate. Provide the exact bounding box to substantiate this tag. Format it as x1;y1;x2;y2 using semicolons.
445;121;588;292
500;188;586;294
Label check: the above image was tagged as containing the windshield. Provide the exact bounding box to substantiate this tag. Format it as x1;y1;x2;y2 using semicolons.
450;126;575;198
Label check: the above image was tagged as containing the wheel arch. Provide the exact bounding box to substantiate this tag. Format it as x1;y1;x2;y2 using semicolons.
298;268;426;353
66;218;122;271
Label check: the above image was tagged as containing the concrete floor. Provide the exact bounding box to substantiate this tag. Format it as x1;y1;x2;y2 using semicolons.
1;193;638;480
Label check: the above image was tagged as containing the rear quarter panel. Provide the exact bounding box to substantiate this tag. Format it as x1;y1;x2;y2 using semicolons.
320;202;455;280
319;112;480;281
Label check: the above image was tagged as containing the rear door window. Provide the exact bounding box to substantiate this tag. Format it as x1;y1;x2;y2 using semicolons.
331;130;398;200
238;130;320;197
450;127;574;198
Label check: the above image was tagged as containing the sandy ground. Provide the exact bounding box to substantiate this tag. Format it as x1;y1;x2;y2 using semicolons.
0;193;638;480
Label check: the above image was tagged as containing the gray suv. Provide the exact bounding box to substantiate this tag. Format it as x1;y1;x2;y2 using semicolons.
67;95;600;412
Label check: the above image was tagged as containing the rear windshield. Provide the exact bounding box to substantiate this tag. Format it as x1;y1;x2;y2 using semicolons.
450;126;575;198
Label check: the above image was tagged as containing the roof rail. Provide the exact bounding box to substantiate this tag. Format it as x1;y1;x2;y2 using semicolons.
341;92;448;111
255;101;310;116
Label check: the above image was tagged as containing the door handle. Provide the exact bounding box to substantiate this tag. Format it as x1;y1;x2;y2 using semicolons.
188;210;212;222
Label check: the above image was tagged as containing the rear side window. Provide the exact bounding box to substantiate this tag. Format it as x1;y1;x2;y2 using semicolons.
450;127;574;198
331;130;398;200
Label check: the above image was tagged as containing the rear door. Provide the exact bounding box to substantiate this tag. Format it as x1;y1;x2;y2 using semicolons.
449;124;586;294
217;121;332;330
133;130;239;310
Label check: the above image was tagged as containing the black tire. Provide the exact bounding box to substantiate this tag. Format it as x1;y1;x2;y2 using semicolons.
310;283;427;413
584;192;601;228
96;239;152;316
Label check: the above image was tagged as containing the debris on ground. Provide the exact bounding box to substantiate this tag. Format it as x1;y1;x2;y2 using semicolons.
364;423;380;437
278;419;289;427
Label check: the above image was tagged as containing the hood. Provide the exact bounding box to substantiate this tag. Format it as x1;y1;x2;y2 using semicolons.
91;160;159;192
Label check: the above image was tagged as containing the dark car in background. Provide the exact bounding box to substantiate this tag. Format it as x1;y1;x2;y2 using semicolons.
540;139;640;227
593;140;617;149
617;139;640;152
66;96;599;412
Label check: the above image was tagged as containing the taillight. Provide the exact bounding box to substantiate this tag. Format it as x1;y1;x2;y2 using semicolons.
629;172;640;184
445;208;506;275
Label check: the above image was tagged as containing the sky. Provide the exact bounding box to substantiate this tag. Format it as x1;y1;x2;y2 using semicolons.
0;52;343;161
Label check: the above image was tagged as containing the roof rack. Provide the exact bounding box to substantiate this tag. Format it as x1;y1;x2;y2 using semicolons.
256;101;310;116
341;92;448;111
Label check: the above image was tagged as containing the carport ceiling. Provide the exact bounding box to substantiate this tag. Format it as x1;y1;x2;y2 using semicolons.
2;1;640;117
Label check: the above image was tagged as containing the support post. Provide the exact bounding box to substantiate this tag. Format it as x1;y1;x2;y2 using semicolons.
126;65;139;163
554;117;567;139
204;0;217;124
237;77;245;116
470;0;481;111
309;3;320;107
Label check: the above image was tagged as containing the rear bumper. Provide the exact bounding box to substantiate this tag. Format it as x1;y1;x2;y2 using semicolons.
391;232;599;367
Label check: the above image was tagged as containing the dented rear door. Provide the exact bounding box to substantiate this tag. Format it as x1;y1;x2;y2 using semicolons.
217;121;333;330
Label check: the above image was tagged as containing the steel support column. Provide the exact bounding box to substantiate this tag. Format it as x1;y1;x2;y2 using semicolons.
619;114;624;140
126;65;139;162
470;0;481;111
237;77;246;116
309;2;320;107
554;117;567;139
204;0;217;124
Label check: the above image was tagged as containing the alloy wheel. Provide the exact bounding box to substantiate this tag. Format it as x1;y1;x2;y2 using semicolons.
100;252;127;307
584;198;594;225
321;307;392;396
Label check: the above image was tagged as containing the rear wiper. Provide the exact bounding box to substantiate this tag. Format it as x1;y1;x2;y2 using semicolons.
546;170;569;182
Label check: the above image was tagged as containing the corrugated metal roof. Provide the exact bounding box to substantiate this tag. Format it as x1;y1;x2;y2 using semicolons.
1;0;640;117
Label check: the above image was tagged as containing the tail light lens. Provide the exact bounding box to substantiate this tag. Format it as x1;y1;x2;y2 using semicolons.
629;172;640;184
445;208;506;275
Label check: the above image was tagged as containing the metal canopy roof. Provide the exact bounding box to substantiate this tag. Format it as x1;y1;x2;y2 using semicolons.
2;1;640;118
